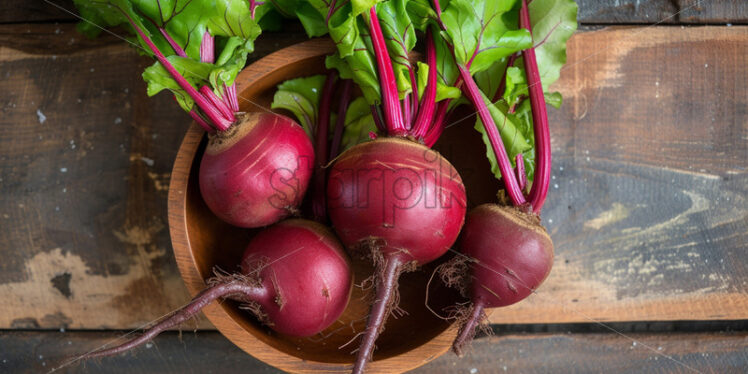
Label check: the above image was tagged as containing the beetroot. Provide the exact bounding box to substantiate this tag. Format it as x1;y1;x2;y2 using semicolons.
199;112;314;228
328;138;466;264
75;219;352;359
450;204;553;356
327;137;466;373
290;3;481;371
75;6;316;229
414;0;570;356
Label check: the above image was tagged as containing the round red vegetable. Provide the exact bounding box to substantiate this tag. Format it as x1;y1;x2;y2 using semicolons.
451;204;554;356
199;112;314;228
74;219;353;360
240;219;353;336
327;137;466;373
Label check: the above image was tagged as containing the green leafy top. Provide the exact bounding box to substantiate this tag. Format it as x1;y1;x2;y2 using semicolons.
271;75;377;151
290;0;459;107
73;0;282;113
497;0;578;107
270;75;327;138
288;0;382;104
436;0;575;184
440;0;532;74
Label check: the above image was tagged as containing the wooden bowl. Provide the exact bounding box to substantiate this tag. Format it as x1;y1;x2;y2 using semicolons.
168;39;498;373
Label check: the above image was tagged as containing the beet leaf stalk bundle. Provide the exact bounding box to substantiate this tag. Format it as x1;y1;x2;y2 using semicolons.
422;0;578;356
74;0;320;228
284;1;476;372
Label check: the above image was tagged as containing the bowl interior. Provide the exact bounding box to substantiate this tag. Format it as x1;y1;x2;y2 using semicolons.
175;39;499;369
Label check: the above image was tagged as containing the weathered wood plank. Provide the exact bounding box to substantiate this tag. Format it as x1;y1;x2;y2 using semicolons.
0;0;75;24
676;0;748;24
0;331;745;373
578;0;747;24
0;23;305;330
0;24;746;329
7;1;747;25
481;25;748;324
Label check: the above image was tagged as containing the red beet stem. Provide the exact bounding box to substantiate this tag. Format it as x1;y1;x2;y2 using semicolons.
312;71;338;222
352;256;403;374
519;0;551;213
515;153;527;191
411;28;437;139
189;107;215;133
200;30;215;63
223;83;240;112
423;100;448;147
408;65;419;122
159;27;187;57
329;79;353;160
117;8;232;130
368;7;405;136
75;280;266;360
199;85;235;123
249;0;264;19
452;300;485;357
370;105;386;132
326;0;337;23
403;94;412;129
458;65;527;206
431;0;447;30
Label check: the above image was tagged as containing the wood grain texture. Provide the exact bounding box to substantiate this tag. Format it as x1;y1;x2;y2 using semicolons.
676;0;748;24
1;331;745;373
10;1;747;25
481;25;748;324
0;23;304;330
578;0;747;24
0;0;75;24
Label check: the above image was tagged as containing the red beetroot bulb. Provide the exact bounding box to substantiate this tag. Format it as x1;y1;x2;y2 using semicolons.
199;112;314;228
73;219;353;361
239;219;353;336
451;204;554;356
327;137;466;373
327;138;466;264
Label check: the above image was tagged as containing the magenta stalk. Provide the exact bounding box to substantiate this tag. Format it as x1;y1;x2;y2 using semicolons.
351;256;403;374
330;79;353;160
189;108;215;133
74;280;266;360
311;71;338;222
411;28;438;139
159;28;187;57
458;65;527;206
515;153;527;191
223;83;240;112
451;299;485;357
423;100;449;147
200;31;215;63
118;9;232;130
368;7;405;136
519;0;551;213
199;85;234;123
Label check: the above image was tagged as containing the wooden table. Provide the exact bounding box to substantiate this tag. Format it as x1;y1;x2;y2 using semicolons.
1;1;746;373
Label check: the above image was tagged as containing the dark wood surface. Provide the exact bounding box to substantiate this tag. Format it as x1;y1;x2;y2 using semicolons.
1;1;746;373
488;24;748;324
1;330;746;373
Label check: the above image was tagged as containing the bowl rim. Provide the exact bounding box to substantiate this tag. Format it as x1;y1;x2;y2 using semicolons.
168;38;462;374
